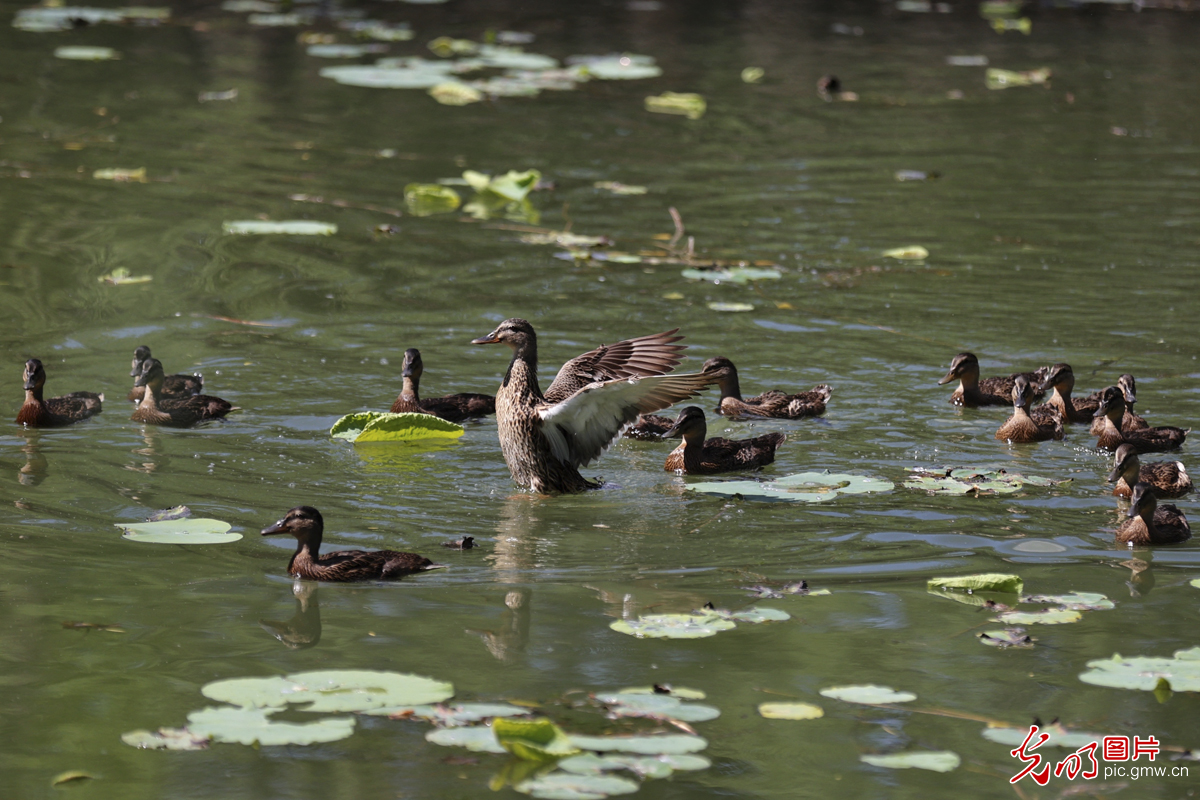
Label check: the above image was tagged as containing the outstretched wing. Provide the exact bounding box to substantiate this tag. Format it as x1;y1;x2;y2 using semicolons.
544;329;686;403
539;372;711;468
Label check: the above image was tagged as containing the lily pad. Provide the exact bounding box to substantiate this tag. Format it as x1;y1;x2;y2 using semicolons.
882;245;929;260
320;63;454;89
994;608;1082;625
860;751;960;773
610;613;735;639
1079;647;1200;692
187;706;355;746
330;411;464;443
463;169;541;201
568;734;707;755
595;693;720;723
757;702;824;720
15;7;125;31
94;168;147;183
55;46;120;61
681;267;782;284
819;685;917;705
367;702;530;724
977;629;1034;648
645;92;706;119
494;716;579;761
709;607;790;624
686;472;893;503
121;727;210;751
117;518;239;545
477;45;558;70
1191;579;1200;589
426;725;506;753
982;724;1101;750
248;13;303;26
741;67;765;83
905;468;1068;495
99;268;152;285
927;573;1023;595
1023;592;1114;611
223;220;337;235
594;182;647;196
514;772;640;799
520;232;610;247
558;753;710;779
986;67;1050;90
202;670;454;712
707;302;754;312
404;184;461;216
429;81;483;105
307;44;381;58
574;54;661;80
617;685;705;700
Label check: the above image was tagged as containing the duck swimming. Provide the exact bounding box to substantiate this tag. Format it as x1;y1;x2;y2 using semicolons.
939;352;1046;408
16;359;103;427
131;358;234;427
127;345;202;402
1107;443;1191;499
389;348;495;422
1091;373;1148;435
1115;482;1191;545
1092;386;1186;453
472;318;713;493
703;356;831;419
262;506;443;581
661;406;785;474
1037;363;1100;425
995;375;1064;443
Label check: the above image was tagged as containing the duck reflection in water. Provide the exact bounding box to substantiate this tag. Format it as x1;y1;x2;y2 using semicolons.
17;434;47;487
469;588;531;663
260;581;322;650
1116;557;1155;598
125;430;163;475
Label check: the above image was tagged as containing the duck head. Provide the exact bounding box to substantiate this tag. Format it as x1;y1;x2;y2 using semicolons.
1127;482;1157;520
262;506;324;546
1107;443;1139;484
22;359;45;392
472;318;537;356
133;357;166;392
938;352;979;386
1118;374;1137;407
1011;374;1034;411
1039;363;1074;394
662;406;708;442
701;356;739;397
131;345;152;378
401;348;424;380
1093;385;1126;421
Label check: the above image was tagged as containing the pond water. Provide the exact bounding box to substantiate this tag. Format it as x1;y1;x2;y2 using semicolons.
3;1;1200;798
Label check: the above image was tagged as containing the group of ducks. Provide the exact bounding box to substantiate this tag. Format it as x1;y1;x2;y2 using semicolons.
938;352;1192;546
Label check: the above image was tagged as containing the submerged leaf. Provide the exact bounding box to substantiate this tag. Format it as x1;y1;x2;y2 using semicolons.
404;184;461;216
927;573;1023;595
330;411;465;443
187;706;354;746
819;685;916;705
861;751;960;773
758;702;824;720
117;518;239;545
223;220;337;235
493;717;580;761
645;92;706;120
202;670;454;712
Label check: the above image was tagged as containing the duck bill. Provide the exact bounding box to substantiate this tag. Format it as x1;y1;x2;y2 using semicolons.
1092;401;1109;419
130;361;143;378
471;331;502;345
936;369;957;386
261;520;288;536
134;375;149;388
23;376;36;390
660;422;685;439
1126;503;1140;519
1106;465;1123;482
401;366;414;378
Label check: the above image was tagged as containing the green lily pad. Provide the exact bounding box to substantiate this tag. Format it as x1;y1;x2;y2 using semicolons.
476;45;558;70
645;92;706;120
681;267;782;284
758;702;824;720
330;411;464;443
429;81;483;105
558;753;710;779
982;724;1101;749
16;7;124;31
121;727;210;750
187;706;355;746
223;220;337;235
595;693;720;723
994;608;1082;625
55;46;120;61
519;231;609;247
610;613;735;639
320;62;455;89
819;685;916;705
1079;647;1200;692
977;629;1034;648
881;245;929;260
617;686;705;699
686;472;893;503
1191;579;1200;589
905;468;1069;495
568;734;707;755
307;44;381;58
1022;592;1114;611
707;302;754;312
860;751;959;773
202;670;454;712
514;772;640;800
928;573;1023;595
574;54;661;80
404;184;461;216
494;717;580;762
594;182;647;196
463;169;541;201
426;725;505;753
709;607;791;624
365;702;530;724
117;518;239;545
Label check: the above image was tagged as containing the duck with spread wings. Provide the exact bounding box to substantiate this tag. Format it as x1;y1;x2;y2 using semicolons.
472;318;713;493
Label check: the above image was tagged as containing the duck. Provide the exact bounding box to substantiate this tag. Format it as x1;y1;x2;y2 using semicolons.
1115;482;1191;545
661;406;785;474
938;352;1046;408
1091;373;1149;435
16;359;103;427
1092;386;1186;453
261;506;444;581
1107;443;1191;499
702;356;831;419
389;348;495;422
1036;363;1100;425
127;345;202;403
623;413;677;440
995;375;1064;443
471;318;714;493
130;358;234;427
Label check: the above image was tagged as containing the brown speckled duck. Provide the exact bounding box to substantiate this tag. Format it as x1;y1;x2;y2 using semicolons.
995;375;1064;443
1107;443;1191;499
1037;363;1100;425
262;506;443;581
939;352;1046;407
389;348;495;422
623;413;677;440
471;318;713;493
1090;374;1148;435
1115;483;1191;545
662;406;784;474
127;345;202;403
16;359;103;427
131;358;233;427
703;356;831;419
1092;386;1186;453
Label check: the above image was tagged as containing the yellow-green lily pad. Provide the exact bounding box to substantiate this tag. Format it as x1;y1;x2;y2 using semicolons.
819;684;916;705
330;411;464;443
927;573;1023;595
514;772;640;799
186;706;354;746
223;220;337;235
861;751;960;772
1079;647;1200;692
494;716;579;762
117;518;239;545
202;670;453;712
882;245;928;260
645;92;706;119
404;184;461;216
758;702;824;720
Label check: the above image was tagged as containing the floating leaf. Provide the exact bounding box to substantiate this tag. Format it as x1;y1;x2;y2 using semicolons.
819;685;916;705
741;67;764;84
429;81;483;105
927;573;1023;595
994;609;1081;625
221;0;276;10
330;411;464;443
978;629;1034;648
16;7;124;31
568;734;707;755
616;685;705;700
370;702;531;725
514;772;640;799
307;44;382;58
187;706;354;746
121;727;210;750
146;506;191;522
98;268;152;285
202;670;453;712
494;716;579;762
117;518;239;545
946;55;989;67
594;181;647;195
93;167;146;183
51;771;95;786
1022;592;1114;611
708;607;790;624
610;613;736;639
463;169;541;201
881;245;928;260
248;13;303;26
686;472;893;503
404;184;461;216
861;751;960;773
575;54;662;80
222;220;337;235
758;702;824;720
55;46;120;61
904;468;1068;495
707;302;754;312
519;232;611;247
428;36;479;57
476;45;557;70
645;92;706;120
1192;579;1200;590
595;692;720;723
320;62;455;89
426;725;506;753
1079;647;1200;692
558;753;710;779
982;724;1100;750
986;67;1050;90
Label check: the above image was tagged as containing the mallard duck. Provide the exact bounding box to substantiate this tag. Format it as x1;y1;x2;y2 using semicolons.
471;318;714;493
1107;443;1191;499
1092;386;1186;453
1037;363;1100;424
127;345;202;402
938;352;1046;407
702;356;831;419
623;413;677;440
1115;482;1191;545
389;348;495;422
16;359;103;427
130;358;234;427
661;406;784;474
262;506;443;581
1091;373;1149;434
995;375;1064;443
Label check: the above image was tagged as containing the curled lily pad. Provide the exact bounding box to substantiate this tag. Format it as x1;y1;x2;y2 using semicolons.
645;92;706;119
55;46;120;61
681;267;781;284
493;716;579;761
404;184;461;216
1023;592;1114;611
978;629;1034;648
686;472;892;503
463;169;541;201
223;220;337;235
117;518;239;545
819;685;916;705
1079;647;1200;692
861;751;959;773
610;613;735;639
426;725;505;753
121;727;210;750
595;692;720;723
187;706;354;746
758;702;824;720
568;734;707;755
51;772;94;786
982;724;1100;749
514;772;640;799
994;609;1081;625
202;670;454;712
330;411;464;443
927;573;1023;595
707;302;754;312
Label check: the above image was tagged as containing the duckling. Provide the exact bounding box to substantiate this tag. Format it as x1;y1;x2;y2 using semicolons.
389;348;495;422
1115;482;1191;545
1108;443;1191;499
1091;373;1149;435
262;506;443;582
939;352;1046;407
995;375;1064;443
472;318;713;493
1092;386;1186;453
703;356;831;419
661;406;784;474
16;359;103;427
130;358;234;427
1037;363;1100;425
127;345;202;402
